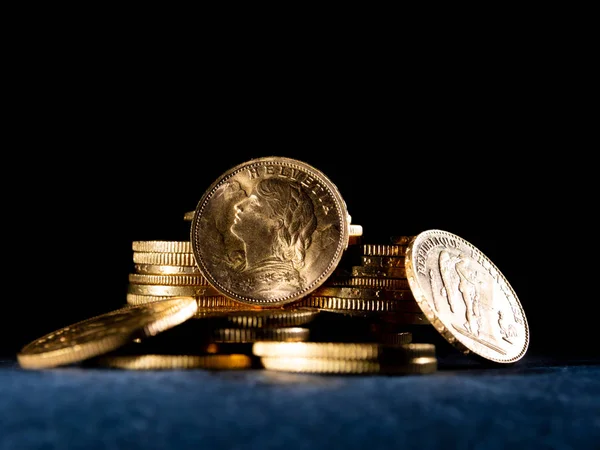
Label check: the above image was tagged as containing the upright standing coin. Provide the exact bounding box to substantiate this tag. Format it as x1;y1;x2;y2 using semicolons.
405;230;529;363
191;156;350;307
17;297;198;369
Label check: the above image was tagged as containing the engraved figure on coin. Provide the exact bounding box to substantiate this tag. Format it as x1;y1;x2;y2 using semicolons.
229;177;318;300
455;256;481;336
497;310;517;344
439;250;459;312
438;250;482;336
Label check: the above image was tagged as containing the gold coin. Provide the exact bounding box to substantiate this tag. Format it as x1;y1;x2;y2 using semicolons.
350;265;407;278
190;156;350;307
362;244;408;257
126;293;242;309
127;284;221;297
17;297;198;369
375;332;414;346
252;341;430;359
260;356;438;374
361;255;406;268
90;354;253;370
133;252;197;266
405;229;529;363
134;264;202;275
132;241;192;253
325;276;411;290
301;306;430;325
295;296;421;313
128;273;210;286
349;224;363;237
210;327;311;343
207;308;320;328
310;286;415;301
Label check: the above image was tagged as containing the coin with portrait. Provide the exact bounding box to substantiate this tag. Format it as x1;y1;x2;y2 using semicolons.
191;156;350;306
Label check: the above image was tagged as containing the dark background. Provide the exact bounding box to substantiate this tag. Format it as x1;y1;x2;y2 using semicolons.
4;29;586;360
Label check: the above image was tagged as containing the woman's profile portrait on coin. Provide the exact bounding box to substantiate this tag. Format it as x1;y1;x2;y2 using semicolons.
191;157;349;307
229;177;318;299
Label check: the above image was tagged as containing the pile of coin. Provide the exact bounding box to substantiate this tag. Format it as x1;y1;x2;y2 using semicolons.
17;156;529;373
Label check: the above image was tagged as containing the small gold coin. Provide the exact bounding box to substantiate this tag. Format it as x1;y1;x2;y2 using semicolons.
134;264;202;275
405;229;529;363
90;354;253;370
127;284;221;297
362;244;408;257
132;252;197;266
310;286;415;301
205;308;320;328
17;297;198;369
128;273;210;286
210;327;311;343
305;307;430;325
375;332;415;346
260;356;438;374
360;255;406;268
295;296;422;313
350;265;407;278
348;224;363;237
132;241;192;253
252;341;430;359
325;276;410;290
126;293;242;309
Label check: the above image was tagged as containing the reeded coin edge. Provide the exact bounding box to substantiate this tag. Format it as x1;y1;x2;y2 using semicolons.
90;353;253;370
252;341;434;359
260;356;438;374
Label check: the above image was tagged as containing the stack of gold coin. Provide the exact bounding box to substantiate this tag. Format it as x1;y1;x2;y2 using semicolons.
292;237;429;326
17;155;528;372
252;342;438;374
128;240;246;313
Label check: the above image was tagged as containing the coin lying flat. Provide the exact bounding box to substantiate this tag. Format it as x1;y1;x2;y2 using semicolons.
90;354;253;370
134;264;202;275
127;284;222;297
210;327;311;343
128;273;210;286
191;156;350;307
405;229;529;363
17;297;198;369
260;356;437;374
126;293;242;309
252;342;431;359
204;308;320;328
132;241;193;253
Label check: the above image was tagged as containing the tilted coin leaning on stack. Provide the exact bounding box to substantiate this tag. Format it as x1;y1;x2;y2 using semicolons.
17;156;529;373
